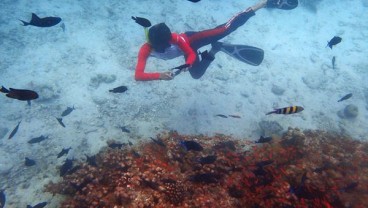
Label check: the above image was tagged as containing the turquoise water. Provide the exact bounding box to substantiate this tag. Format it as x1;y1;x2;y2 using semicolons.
0;0;367;207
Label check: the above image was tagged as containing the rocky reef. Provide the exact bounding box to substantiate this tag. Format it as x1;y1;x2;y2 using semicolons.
45;129;368;207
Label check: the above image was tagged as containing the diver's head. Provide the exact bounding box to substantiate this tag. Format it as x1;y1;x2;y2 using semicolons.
148;23;171;53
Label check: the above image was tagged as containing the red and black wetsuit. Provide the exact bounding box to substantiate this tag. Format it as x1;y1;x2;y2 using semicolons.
135;8;255;81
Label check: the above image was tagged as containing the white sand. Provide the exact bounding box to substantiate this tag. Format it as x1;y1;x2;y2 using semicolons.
0;0;367;206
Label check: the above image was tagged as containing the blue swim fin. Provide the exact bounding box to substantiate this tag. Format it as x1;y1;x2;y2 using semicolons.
213;42;264;66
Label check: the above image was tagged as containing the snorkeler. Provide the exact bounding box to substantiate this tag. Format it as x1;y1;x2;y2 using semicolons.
134;0;298;81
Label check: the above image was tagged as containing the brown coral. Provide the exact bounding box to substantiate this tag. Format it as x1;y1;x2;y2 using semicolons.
45;129;368;208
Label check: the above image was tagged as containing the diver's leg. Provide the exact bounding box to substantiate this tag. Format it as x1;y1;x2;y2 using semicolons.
185;5;257;80
185;1;269;49
252;0;267;11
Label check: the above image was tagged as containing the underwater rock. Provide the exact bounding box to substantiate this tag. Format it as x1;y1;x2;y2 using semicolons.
92;96;107;105
89;74;116;88
302;75;327;90
0;127;9;139
32;84;60;102
343;104;359;118
259;120;283;135
271;84;285;95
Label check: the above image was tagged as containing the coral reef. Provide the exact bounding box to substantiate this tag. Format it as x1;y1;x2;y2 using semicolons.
343;104;359;118
337;104;359;119
271;84;285;96
89;74;116;88
46;129;368;208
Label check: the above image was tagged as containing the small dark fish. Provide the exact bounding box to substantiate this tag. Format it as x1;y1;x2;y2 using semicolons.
27;202;47;208
86;155;97;167
56;117;66;128
327;36;342;49
313;162;332;173
128;140;133;146
214;141;236;151
313;166;326;173
255;136;272;143
332;56;336;69
189;173;220;184
228;115;241;118
68;165;81;175
20;13;61;27
131;150;141;158
57;147;72;158
109;86;128;93
290;172;307;196
131;16;151;27
253;166;267;176
28;135;48;144
199;155;217;164
215;114;228;118
188;0;201;2
338;93;352;102
228;185;245;198
108;142;125;149
61;106;75;117
60;158;73;176
340;182;358;192
150;137;166;147
8;121;21;140
25;157;36;166
256;160;274;167
180;140;203;151
142;178;159;190
0;190;5;208
120;126;130;133
266;106;304;115
162;178;177;184
0;86;38;102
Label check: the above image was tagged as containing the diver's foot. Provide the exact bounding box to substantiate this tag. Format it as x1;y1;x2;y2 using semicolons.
266;0;298;10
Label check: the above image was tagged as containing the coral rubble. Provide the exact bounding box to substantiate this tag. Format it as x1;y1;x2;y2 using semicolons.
46;128;368;208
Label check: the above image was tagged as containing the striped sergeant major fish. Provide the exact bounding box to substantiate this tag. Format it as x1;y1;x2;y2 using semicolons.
266;106;304;115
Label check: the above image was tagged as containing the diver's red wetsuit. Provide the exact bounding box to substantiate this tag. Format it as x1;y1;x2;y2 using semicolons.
134;8;255;81
135;33;196;81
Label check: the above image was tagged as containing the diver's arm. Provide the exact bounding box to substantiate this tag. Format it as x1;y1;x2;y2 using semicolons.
173;33;196;66
134;43;161;81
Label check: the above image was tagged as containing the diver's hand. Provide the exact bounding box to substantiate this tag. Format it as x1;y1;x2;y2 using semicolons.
182;65;191;72
159;71;173;80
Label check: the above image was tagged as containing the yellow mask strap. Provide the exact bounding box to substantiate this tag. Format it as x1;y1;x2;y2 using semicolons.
145;28;149;43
